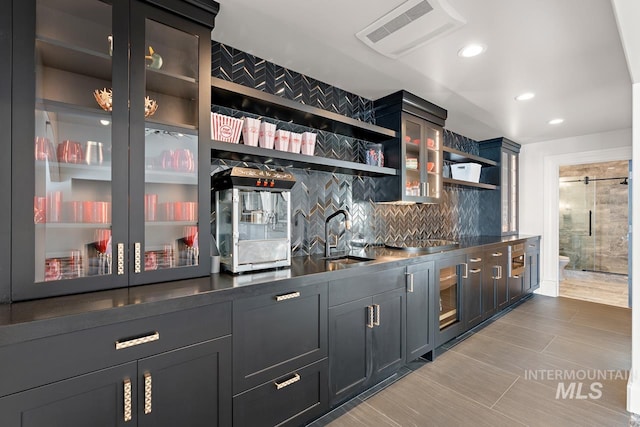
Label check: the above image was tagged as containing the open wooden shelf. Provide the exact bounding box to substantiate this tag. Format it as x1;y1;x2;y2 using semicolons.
443;177;498;190
211;77;396;142
210;140;397;177
443;146;497;167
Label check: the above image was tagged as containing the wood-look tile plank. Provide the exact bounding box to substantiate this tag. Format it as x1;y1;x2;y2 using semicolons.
362;373;526;427
310;398;401;427
492;377;629;427
410;351;519;407
475;320;556;352
569;310;632;336
542;336;630;370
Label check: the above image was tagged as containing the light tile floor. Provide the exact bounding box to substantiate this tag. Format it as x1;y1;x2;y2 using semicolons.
559;270;629;308
309;295;633;427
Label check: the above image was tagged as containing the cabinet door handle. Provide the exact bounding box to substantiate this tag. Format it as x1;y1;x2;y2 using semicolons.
144;372;152;414
373;304;381;326
529;244;536;248
498;265;503;280
492;252;503;257
406;272;414;293
117;243;125;275
275;291;300;302
116;332;160;350
469;257;482;263
274;373;300;390
123;378;132;422
461;263;468;279
470;268;481;274
367;305;374;328
134;242;142;273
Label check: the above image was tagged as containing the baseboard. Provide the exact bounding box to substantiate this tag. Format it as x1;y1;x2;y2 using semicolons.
628;374;640;414
534;279;558;297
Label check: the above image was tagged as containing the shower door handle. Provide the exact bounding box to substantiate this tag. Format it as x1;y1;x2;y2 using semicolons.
589;210;592;236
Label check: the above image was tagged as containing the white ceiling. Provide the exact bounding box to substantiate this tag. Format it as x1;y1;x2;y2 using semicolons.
211;0;632;144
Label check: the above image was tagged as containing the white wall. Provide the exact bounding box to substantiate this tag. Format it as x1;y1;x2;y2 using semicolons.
519;128;632;296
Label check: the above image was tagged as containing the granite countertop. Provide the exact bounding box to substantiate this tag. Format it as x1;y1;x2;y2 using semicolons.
0;234;539;345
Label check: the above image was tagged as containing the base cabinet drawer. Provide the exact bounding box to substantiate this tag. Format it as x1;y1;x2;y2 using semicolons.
233;359;328;427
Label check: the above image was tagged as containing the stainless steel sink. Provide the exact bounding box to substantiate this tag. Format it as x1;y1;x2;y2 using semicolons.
324;255;375;269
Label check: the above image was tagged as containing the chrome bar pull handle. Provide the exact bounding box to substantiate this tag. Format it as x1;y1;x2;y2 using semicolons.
492;252;503;257
275;291;300;302
373;304;381;326
116;332;160;350
406;272;414;293
367;305;374;328
498;265;503;280
134;242;141;273
274;373;300;390
123;378;132;422
469;257;482;263
461;263;468;279
117;243;125;275
470;268;482;274
144;372;152;414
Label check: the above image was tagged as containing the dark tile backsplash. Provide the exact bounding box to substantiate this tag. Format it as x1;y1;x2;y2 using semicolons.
211;42;482;256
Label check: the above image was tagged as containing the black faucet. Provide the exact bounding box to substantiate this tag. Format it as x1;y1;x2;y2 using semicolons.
325;209;351;257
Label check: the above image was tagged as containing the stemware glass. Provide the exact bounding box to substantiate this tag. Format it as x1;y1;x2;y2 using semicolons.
94;229;112;275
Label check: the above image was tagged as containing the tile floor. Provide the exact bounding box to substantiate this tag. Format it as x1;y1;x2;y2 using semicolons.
559;270;629;308
309;295;633;427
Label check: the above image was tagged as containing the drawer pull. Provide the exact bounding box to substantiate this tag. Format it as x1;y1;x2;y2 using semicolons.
117;243;125;275
124;378;132;422
116;332;160;350
134;242;142;273
470;268;482;274
406;272;414;293
275;291;300;302
374;304;381;326
144;372;152;415
367;305;374;328
492;252;503;257
469;257;482;263
529;244;536;248
274;373;300;390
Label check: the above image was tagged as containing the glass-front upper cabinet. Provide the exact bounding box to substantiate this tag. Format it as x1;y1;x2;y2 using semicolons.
11;0;216;300
401;114;442;203
372;90;446;204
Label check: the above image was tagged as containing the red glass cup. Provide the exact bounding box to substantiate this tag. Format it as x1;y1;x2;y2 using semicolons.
183;226;198;247
34;196;46;224
46;191;63;223
64;201;83;223
83;201;95;223
57;140;84;164
35;137;55;161
172;149;195;172
145;194;158;221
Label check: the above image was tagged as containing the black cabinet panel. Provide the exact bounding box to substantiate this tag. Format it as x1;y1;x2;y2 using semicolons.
406;262;434;361
138;337;231;427
465;252;484;329
0;362;136;427
328;297;371;404
435;254;466;346
329;267;405;306
509;276;524;303
483;247;508;318
233;359;328;427
1;302;231;398
371;288;405;381
233;282;327;394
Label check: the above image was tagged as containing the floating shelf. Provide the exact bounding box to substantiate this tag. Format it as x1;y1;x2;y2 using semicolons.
211;77;397;142
443;177;498;190
443;146;497;167
210;140;397;177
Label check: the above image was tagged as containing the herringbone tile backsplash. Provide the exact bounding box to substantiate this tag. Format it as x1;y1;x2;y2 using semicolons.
211;42;482;257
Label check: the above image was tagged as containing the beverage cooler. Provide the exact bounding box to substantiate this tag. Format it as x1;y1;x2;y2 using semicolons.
212;167;295;273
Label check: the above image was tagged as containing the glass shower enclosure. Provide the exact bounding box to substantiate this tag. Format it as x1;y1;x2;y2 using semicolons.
559;174;628;275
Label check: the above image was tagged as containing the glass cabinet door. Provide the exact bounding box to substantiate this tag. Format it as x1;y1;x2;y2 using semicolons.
401;115;442;203
438;265;460;331
21;0;127;298
129;3;210;283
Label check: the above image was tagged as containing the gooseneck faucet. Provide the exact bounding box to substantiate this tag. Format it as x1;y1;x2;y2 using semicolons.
325;209;352;257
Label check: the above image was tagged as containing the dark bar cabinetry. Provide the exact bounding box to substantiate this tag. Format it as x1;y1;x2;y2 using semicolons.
8;0;218;301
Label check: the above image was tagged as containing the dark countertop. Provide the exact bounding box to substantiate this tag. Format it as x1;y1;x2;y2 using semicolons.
0;234;539;346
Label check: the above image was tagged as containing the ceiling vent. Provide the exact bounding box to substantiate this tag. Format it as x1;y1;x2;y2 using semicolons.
356;0;466;59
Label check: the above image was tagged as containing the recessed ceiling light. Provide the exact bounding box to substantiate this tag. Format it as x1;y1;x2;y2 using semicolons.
458;44;486;58
515;92;535;101
548;118;564;125
100;119;110;126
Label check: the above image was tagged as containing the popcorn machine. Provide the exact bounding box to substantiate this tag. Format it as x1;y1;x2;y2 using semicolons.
212;167;295;273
